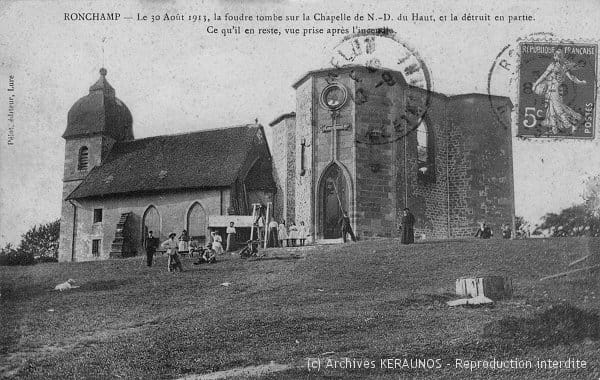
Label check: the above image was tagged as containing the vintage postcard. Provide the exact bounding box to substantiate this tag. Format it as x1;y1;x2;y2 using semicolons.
1;0;599;379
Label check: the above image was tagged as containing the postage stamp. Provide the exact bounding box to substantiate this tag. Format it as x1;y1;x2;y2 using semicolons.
517;41;597;138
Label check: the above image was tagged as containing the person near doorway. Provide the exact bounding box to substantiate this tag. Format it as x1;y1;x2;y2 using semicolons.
400;208;416;245
257;208;266;242
298;221;308;246
226;222;236;252
278;220;288;247
288;222;298;247
268;218;279;247
161;233;184;272
339;211;356;243
144;230;159;267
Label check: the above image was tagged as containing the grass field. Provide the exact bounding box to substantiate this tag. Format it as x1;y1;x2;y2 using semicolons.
1;237;599;379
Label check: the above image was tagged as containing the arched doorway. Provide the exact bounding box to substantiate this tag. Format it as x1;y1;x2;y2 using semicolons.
187;202;207;244
319;164;348;239
142;205;161;240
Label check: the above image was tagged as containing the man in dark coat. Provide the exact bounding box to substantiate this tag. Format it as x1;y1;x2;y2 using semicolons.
400;208;416;244
144;230;159;267
339;211;356;243
475;222;493;239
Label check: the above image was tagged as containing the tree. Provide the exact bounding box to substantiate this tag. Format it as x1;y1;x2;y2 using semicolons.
20;219;60;259
583;173;600;218
536;204;600;237
0;219;60;265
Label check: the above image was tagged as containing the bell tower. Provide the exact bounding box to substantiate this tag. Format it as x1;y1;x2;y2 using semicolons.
58;68;133;261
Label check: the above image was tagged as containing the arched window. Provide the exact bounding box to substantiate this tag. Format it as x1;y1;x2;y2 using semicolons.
187;202;207;244
416;122;429;164
416;121;434;179
142;205;161;240
78;146;89;171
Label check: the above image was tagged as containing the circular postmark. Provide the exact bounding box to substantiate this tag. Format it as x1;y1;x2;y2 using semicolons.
326;30;434;145
488;33;598;139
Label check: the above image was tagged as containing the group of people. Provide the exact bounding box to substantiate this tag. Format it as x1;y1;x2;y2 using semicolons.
144;228;228;273
142;207;423;270
266;218;308;247
339;207;417;245
478;222;513;239
146;210;518;268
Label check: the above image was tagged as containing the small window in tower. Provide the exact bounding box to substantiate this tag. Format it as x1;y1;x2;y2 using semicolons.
78;146;89;171
92;239;101;257
93;208;103;223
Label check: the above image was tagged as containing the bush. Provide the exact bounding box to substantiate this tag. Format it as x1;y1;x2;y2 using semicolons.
35;256;59;263
0;243;34;266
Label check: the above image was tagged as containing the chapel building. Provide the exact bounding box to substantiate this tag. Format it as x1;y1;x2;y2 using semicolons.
59;64;515;262
269;66;515;241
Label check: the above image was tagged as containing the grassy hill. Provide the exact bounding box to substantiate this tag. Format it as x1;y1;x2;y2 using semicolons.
1;237;599;379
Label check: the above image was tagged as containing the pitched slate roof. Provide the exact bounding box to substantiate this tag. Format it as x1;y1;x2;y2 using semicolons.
68;124;270;199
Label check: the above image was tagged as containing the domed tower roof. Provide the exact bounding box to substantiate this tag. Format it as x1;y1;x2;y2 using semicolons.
63;68;133;141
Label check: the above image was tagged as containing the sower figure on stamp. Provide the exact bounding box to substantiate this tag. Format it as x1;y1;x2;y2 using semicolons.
339;211;356;243
400;208;416;245
533;48;587;134
144;230;159;267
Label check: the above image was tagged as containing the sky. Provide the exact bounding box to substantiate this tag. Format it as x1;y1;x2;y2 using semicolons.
0;0;599;244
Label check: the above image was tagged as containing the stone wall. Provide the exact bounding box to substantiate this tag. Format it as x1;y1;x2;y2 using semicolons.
407;91;452;240
294;78;314;239
270;115;297;224
308;72;358;240
59;189;229;262
59;135;113;262
279;68;514;243
448;95;514;237
354;70;401;239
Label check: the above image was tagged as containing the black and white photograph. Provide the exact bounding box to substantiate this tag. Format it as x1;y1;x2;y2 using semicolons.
1;0;599;378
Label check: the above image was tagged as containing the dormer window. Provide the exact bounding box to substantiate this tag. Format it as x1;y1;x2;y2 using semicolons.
78;146;89;171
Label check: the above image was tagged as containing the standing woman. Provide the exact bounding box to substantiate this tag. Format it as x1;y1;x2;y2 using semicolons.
211;230;224;255
400;208;416;245
278;220;288;248
161;233;184;272
268;218;279;247
226;222;236;252
298;221;307;246
178;229;189;254
288;222;298;247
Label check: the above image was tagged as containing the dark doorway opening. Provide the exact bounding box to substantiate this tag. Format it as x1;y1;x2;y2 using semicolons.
320;164;348;239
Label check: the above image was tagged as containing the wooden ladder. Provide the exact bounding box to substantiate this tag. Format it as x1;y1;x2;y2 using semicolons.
109;212;132;258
